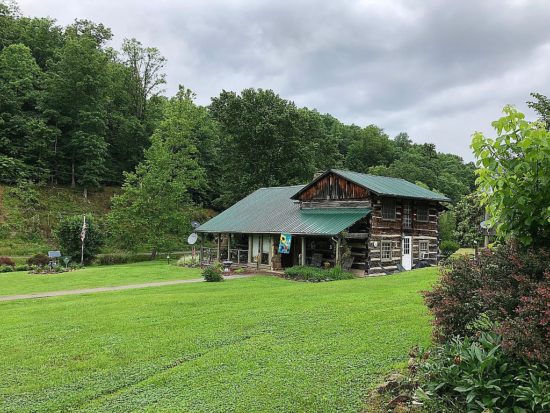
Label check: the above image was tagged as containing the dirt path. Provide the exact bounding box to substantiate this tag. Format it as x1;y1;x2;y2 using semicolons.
0;274;253;302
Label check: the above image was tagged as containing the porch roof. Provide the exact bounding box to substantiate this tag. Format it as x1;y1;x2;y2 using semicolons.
196;185;371;236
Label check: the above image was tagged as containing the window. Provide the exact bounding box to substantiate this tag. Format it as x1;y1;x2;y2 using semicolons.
381;240;392;260
381;199;396;220
419;240;429;252
416;206;429;222
403;203;412;229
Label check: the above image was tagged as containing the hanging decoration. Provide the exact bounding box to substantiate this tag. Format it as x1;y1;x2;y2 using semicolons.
278;233;292;254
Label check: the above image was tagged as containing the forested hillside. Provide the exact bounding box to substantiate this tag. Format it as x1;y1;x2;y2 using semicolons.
0;1;494;254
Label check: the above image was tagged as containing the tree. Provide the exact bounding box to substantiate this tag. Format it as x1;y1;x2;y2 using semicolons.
471;105;550;247
44;34;110;195
438;210;456;242
209;88;318;207
55;214;103;263
452;193;484;247
344;125;395;172
527;92;550;129
0;43;56;183
121;38;166;120
108;93;207;253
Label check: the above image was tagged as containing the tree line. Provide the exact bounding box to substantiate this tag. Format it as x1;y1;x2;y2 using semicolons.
0;1;478;206
0;2;165;193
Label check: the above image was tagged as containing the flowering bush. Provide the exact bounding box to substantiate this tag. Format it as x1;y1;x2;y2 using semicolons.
424;242;550;363
0;256;15;266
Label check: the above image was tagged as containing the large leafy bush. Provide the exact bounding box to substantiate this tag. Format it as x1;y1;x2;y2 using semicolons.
27;253;49;267
202;263;224;282
416;328;550;413
471;106;550;247
440;240;459;257
55;215;103;264
424;242;550;363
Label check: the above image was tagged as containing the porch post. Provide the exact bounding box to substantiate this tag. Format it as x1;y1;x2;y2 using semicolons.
301;236;306;266
227;233;231;260
269;235;274;270
217;233;221;261
199;233;204;264
335;236;341;266
248;235;252;264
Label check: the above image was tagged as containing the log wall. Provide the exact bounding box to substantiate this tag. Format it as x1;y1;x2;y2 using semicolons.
367;196;441;275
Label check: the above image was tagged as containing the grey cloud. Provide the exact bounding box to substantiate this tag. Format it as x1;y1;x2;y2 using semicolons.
18;0;550;159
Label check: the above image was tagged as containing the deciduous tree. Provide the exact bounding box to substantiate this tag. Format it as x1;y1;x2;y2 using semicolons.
471;105;550;246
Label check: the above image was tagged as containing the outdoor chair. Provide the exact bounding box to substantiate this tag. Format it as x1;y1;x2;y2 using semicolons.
342;256;354;271
310;253;323;267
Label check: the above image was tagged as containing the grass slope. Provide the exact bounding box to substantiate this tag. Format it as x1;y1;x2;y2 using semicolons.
0;261;201;296
0;185;117;256
0;267;438;413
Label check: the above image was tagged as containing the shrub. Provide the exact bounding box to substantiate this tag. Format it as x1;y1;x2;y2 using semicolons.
27;253;50;267
424;242;550;363
55;215;103;264
176;256;199;268
440;240;459;257
0;256;15;266
98;254;153;265
0;265;14;273
14;265;30;272
416;329;550;413
202;263;224;282
284;265;354;282
31;266;68;274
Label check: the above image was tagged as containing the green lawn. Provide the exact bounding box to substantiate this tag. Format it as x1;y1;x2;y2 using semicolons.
0;261;201;296
0;267;439;413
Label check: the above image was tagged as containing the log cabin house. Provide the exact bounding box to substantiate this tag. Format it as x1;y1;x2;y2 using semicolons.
196;169;450;275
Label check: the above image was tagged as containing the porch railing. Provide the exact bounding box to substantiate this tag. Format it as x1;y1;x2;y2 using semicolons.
201;247;249;265
228;248;249;264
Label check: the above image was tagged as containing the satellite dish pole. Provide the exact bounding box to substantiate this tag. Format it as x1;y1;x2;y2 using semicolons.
188;231;199;265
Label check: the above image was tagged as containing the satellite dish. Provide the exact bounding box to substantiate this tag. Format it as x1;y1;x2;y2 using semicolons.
191;221;201;229
187;233;198;245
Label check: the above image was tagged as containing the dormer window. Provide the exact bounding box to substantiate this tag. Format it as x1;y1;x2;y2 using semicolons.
381;199;396;220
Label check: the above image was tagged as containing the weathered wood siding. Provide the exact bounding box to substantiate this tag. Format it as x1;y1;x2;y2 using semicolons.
297;172;369;201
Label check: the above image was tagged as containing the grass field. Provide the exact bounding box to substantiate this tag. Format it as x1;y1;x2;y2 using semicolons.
0;266;438;413
0;261;201;296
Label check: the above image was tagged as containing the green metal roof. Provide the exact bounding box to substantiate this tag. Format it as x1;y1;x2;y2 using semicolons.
196;185;371;235
292;169;451;202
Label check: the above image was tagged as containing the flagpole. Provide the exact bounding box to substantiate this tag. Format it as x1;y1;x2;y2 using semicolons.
81;215;86;265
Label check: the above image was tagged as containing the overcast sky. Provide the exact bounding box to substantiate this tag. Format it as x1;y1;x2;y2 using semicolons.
18;0;550;160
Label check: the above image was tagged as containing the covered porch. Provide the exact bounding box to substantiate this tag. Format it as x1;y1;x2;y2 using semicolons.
199;226;369;272
195;185;371;272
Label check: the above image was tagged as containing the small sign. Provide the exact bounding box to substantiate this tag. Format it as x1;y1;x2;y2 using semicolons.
278;233;292;254
480;220;490;229
48;251;61;258
187;233;198;245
